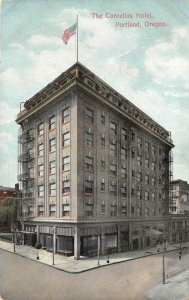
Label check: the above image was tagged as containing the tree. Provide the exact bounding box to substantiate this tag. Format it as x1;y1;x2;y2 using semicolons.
0;198;19;230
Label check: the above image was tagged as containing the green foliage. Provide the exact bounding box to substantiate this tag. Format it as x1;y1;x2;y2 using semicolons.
0;198;19;226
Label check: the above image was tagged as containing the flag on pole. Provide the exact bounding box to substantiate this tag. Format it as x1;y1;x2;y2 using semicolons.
62;22;77;44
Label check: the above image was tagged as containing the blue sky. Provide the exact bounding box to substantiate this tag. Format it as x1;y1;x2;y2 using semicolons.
0;0;189;187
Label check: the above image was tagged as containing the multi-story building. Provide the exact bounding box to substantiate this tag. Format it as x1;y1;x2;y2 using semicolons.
170;180;189;214
16;62;174;259
0;184;19;205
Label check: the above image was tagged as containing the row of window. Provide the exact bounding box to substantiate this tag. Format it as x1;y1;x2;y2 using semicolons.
38;108;70;135
35;202;162;218
38;156;70;176
38;181;166;199
38;133;70;156
85;108;168;155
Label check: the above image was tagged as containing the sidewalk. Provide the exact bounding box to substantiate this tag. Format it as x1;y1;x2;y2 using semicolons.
0;239;188;274
145;268;189;300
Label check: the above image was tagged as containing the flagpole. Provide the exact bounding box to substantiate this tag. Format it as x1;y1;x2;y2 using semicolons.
77;15;78;62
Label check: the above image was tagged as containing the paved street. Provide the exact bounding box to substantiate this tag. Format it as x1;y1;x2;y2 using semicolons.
1;248;189;300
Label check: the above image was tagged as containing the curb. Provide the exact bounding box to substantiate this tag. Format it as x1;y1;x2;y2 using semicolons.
0;244;188;274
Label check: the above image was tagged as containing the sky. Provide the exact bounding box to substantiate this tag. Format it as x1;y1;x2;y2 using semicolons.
0;0;189;187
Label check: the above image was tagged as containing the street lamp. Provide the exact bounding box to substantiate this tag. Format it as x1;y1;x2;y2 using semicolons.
12;223;17;253
162;240;168;284
52;226;56;265
92;232;104;266
179;243;182;260
35;242;42;260
107;247;111;263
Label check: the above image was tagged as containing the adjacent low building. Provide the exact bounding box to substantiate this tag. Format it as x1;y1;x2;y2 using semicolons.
16;62;175;259
170;180;189;215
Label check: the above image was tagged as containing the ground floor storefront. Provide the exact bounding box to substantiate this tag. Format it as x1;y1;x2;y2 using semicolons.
21;218;182;259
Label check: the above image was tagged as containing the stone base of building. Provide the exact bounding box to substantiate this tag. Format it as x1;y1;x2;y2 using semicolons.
20;217;189;260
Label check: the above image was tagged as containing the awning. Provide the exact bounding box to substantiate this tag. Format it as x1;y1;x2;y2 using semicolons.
145;229;163;236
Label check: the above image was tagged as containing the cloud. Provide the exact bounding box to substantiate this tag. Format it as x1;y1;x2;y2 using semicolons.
145;26;189;89
10;42;24;51
0;159;17;187
164;91;189;98
0;132;14;153
0;67;21;86
27;35;62;47
0;101;17;125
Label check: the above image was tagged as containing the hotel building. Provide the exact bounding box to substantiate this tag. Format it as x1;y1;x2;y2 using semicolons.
16;62;174;259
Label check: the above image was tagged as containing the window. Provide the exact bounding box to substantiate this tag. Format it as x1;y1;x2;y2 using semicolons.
85;108;94;124
38;143;44;156
151;162;155;171
85;204;93;217
137;137;142;148
62;132;70;147
152;145;156;156
121;184;127;198
110;142;116;156
145;158;149;169
152;193;155;201
62;107;70;123
145;191;149;201
38;164;44;177
85;132;93;146
145;174;149;185
62;180;70;194
121;146;127;160
137;188;142;200
121;202;127;215
132;147;135;158
110;164;116;176
49;204;56;217
132;168;135;178
62;156;70;171
38;205;44;217
38;123;44;135
101;179;105;191
85;156;93;171
85;178;93;194
49;116;55;130
145;206;149;217
131;129;135;141
101;135;105;147
101;112;105;124
152;177;155;186
49;183;56;196
49;138;56;152
50;161;56;174
137;172;142;182
110;202;116;216
121;167;126;179
101;158;105;169
38;185;44;197
137;156;142;167
62;203;70;217
110;122;117;135
159;178;162;185
121;128;127;140
137;205;142;217
131;185;135;196
110;182;116;196
145;141;149;151
159;148;162;155
101;201;105;214
159;163;162;171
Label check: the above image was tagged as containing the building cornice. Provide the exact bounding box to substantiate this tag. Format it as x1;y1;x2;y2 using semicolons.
16;62;174;147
